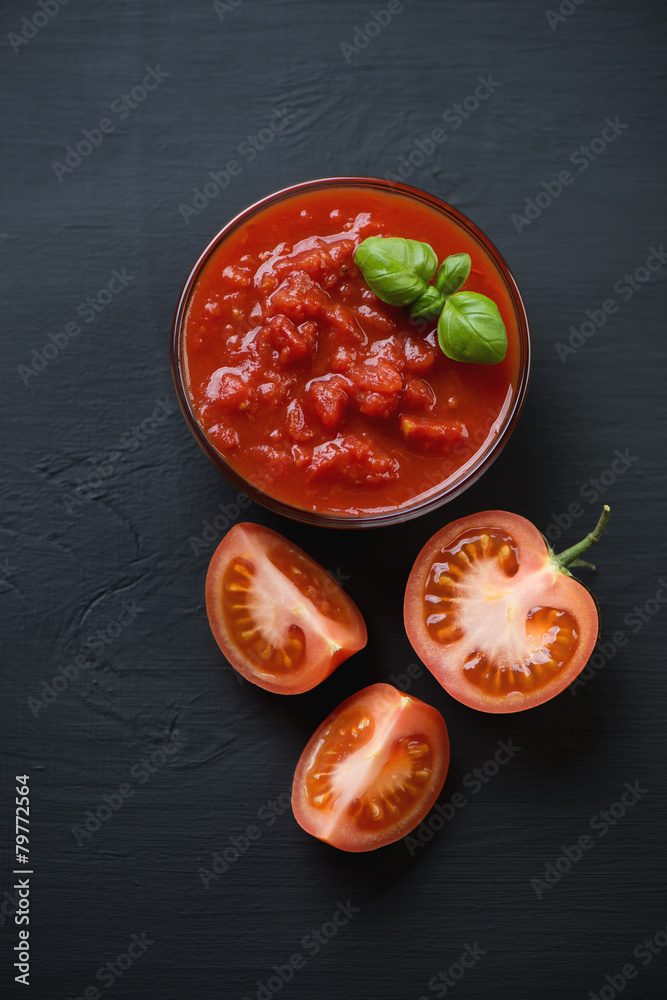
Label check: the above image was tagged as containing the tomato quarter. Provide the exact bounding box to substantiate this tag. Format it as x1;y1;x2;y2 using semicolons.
292;683;450;851
404;508;610;713
205;522;367;694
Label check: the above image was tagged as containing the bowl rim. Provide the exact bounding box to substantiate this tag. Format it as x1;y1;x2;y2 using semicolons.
171;175;531;529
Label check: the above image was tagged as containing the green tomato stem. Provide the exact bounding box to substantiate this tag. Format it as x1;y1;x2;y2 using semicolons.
567;558;597;571
555;505;610;569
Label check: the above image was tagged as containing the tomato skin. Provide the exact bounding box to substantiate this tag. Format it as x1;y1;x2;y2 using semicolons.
404;511;600;713
292;683;450;852
205;523;367;694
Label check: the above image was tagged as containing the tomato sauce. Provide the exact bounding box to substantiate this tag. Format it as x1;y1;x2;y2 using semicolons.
183;185;521;515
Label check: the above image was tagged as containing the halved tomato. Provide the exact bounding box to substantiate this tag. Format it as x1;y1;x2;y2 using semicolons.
292;683;450;851
205;522;367;694
404;508;610;713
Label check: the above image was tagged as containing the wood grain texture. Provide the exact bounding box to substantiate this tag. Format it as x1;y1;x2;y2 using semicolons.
1;1;666;997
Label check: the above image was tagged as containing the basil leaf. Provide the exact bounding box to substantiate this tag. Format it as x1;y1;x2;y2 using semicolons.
437;291;508;364
434;253;471;297
354;236;438;306
407;285;446;321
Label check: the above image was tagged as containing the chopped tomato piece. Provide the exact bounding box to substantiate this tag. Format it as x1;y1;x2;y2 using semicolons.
292;683;450;851
264;315;309;365
368;335;407;370
270;271;361;343
222;265;251;288
355;390;400;419
208;371;252;413
404;337;436;374
350;357;403;395
401;378;436;412
272;239;355;285
347;359;403;418
308;377;350;431
270;271;329;322
298;320;318;351
308;435;399;486
286;400;314;441
400;415;468;452
208;424;239;451
357;305;400;336
330;345;357;372
206;522;367;694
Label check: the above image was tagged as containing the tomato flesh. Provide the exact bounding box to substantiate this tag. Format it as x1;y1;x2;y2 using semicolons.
222;557;307;676
206;523;367;694
292;683;450;851
404;512;599;713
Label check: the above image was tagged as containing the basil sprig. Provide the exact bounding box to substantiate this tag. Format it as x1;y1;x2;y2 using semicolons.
438;292;507;364
354;238;507;365
408;285;445;321
434;252;471;297
353;237;437;307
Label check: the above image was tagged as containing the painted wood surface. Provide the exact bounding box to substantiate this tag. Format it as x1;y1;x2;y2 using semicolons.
1;1;665;997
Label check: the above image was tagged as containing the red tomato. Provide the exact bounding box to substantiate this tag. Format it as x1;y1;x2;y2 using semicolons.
292;683;450;852
206;523;367;694
404;509;609;713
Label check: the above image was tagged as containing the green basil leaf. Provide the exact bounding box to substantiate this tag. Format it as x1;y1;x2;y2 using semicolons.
354;236;438;306
434;253;471;297
437;291;508;364
407;285;446;321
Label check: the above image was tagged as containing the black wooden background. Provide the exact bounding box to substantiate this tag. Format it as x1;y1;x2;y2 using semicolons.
2;2;666;998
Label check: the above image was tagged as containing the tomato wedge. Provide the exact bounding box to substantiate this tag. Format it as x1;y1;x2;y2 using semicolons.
205;523;367;694
404;508;610;713
292;683;450;852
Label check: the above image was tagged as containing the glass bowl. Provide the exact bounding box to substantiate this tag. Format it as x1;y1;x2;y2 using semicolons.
172;177;530;529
